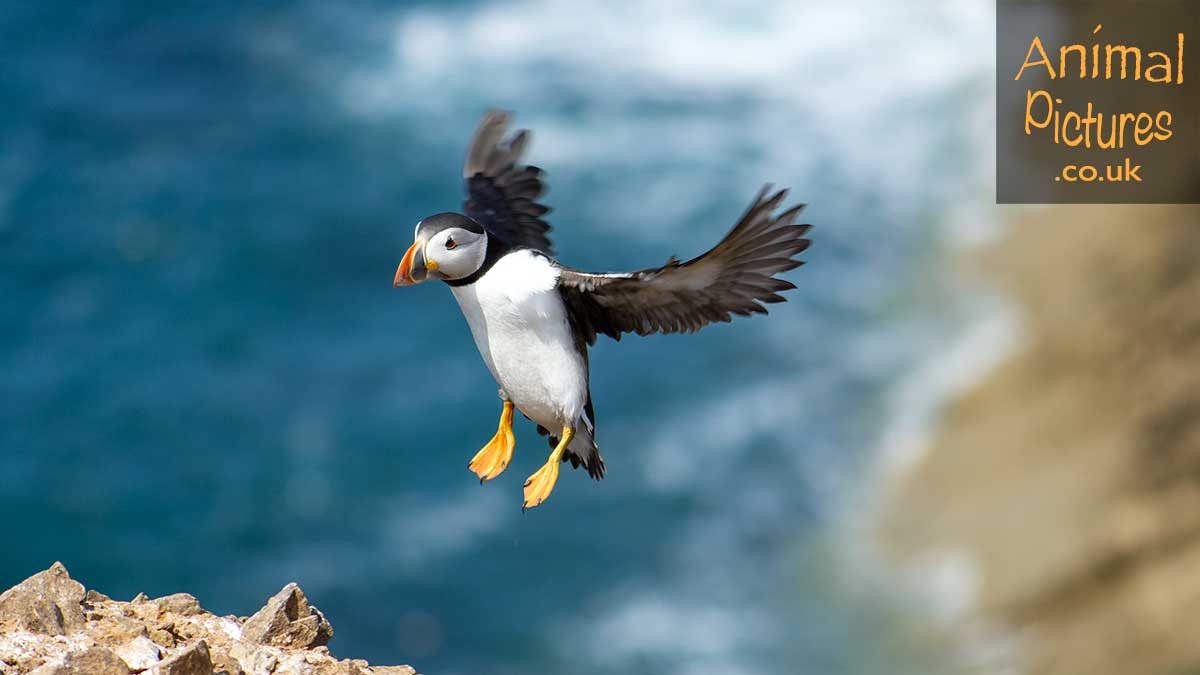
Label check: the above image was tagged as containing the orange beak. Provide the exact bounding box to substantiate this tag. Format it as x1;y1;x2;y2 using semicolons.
393;239;424;287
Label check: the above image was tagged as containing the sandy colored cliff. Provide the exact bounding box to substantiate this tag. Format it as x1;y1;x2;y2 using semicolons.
881;204;1200;675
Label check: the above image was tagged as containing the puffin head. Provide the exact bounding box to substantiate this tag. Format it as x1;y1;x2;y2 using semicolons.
393;212;488;286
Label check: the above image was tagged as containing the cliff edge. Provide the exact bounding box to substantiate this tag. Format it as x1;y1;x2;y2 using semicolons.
0;563;418;675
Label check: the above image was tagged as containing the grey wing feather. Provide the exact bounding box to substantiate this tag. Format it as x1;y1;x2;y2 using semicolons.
463;109;555;254
558;186;811;345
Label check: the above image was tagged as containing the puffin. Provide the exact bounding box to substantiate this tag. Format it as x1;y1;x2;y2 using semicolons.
394;110;812;509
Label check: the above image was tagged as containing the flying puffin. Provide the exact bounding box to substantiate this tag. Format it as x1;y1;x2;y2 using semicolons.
394;110;812;509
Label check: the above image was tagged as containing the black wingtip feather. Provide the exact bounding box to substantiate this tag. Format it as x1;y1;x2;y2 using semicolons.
463;112;556;255
557;184;811;343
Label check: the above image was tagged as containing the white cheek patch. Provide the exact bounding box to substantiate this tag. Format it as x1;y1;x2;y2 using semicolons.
424;232;487;279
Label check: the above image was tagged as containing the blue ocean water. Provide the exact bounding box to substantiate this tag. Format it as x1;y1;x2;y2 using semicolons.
0;2;993;674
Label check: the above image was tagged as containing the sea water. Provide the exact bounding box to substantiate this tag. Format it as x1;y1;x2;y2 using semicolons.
0;2;994;674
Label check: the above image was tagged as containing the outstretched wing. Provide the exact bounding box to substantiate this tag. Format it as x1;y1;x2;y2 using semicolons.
463;110;555;255
558;186;811;345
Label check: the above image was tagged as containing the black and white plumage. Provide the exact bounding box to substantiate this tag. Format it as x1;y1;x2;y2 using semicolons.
394;110;812;508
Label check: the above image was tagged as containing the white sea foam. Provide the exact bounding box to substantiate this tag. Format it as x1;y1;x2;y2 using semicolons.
873;298;1020;479
255;487;512;591
586;594;771;672
380;488;514;568
344;0;994;245
834;292;1025;673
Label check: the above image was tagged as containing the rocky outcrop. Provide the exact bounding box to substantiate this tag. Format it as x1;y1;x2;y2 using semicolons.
0;563;86;637
0;564;418;675
242;585;333;651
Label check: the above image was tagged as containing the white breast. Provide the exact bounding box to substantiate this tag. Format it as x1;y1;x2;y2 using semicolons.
449;250;587;431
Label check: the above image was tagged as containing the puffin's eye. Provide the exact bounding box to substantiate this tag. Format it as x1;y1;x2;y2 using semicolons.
445;237;457;250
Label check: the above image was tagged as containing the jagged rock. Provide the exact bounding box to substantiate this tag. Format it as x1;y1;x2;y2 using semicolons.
151;594;202;617
114;636;163;671
60;647;131;675
149;640;212;675
242;584;333;649
85;590;113;605
85;602;151;647
207;646;245;675
0;562;86;635
234;643;277;675
0;564;418;675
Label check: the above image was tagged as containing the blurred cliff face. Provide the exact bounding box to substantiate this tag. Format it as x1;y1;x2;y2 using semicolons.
885;203;1200;675
883;4;1200;674
1000;205;1200;675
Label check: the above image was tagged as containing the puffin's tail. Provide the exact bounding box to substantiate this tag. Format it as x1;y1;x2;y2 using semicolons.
564;420;605;480
539;399;606;480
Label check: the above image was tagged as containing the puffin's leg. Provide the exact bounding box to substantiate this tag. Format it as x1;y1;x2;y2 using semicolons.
523;425;575;509
468;400;516;482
